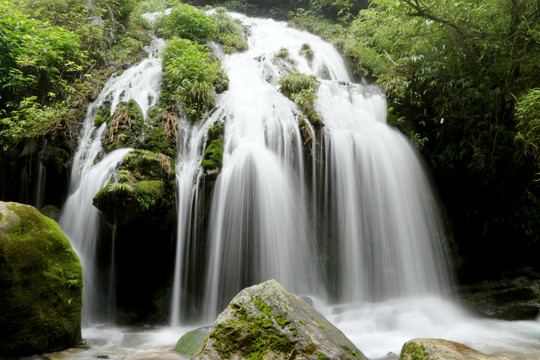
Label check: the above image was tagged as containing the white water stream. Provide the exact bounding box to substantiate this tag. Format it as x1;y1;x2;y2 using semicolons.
60;36;164;324
51;11;540;360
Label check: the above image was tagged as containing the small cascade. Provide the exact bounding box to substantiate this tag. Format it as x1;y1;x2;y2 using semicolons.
170;114;214;326
34;140;47;210
60;36;164;324
315;82;451;302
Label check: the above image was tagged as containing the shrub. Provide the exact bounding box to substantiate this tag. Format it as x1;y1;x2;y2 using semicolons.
155;3;218;40
161;37;226;120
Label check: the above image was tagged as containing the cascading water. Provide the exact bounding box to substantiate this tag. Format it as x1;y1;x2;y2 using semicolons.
46;11;540;360
60;36;164;324
170;114;214;326
192;14;451;320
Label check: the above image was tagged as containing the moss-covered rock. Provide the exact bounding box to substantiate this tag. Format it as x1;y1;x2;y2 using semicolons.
175;326;212;357
201;121;225;176
400;338;509;360
138;105;179;158
93;149;175;225
279;71;322;129
193;279;367;360
102;99;145;152
0;202;82;357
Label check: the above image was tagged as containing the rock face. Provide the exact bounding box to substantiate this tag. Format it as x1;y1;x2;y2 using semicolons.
400;339;510;360
0;202;82;357
456;267;540;320
193;279;367;360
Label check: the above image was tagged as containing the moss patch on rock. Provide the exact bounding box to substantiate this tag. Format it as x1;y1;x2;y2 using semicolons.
0;202;82;357
280;71;322;130
102;99;144;152
93;149;175;225
193;279;366;360
201;121;225;174
175;326;212;357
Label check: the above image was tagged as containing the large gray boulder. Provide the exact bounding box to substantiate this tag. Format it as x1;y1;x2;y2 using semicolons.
0;202;82;357
193;279;367;360
400;338;511;360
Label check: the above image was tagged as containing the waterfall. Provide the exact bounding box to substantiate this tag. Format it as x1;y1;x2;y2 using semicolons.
189;13;453;319
170;114;214;326
60;36;164;324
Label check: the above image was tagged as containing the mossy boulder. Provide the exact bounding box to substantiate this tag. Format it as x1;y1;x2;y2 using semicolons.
0;202;82;357
400;339;509;360
175;326;212;357
193;279;367;360
93;149;175;225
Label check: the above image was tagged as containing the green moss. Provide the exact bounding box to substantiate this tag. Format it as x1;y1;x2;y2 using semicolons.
289;327;297;336
400;342;430;360
201;122;224;172
0;203;82;356
175;329;209;356
207;296;297;360
94;114;106;126
316;321;325;329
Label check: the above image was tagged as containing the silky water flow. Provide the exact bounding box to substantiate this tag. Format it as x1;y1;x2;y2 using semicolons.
55;12;540;360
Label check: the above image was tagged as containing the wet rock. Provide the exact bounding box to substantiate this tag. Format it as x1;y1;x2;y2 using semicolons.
0;202;82;357
456;267;540;320
175;327;212;357
400;338;510;360
193;279;367;360
93;149;175;226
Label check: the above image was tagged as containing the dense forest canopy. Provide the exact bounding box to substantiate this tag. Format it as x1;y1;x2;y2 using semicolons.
1;0;539;280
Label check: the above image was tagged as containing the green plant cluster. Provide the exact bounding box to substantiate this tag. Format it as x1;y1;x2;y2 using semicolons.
161;37;225;121
280;71;322;128
0;0;146;150
155;3;253;120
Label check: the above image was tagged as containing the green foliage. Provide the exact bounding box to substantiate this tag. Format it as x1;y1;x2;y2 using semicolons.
0;97;72;149
211;10;249;53
516;88;540;164
161;37;225;120
279;72;319;97
279;72;322;127
155;3;218;40
345;0;540;274
0;0;142;149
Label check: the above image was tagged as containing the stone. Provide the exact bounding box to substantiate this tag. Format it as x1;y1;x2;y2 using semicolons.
0;202;82;357
175;326;212;356
93;149;176;225
456;268;540;320
193;279;367;360
400;338;511;360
